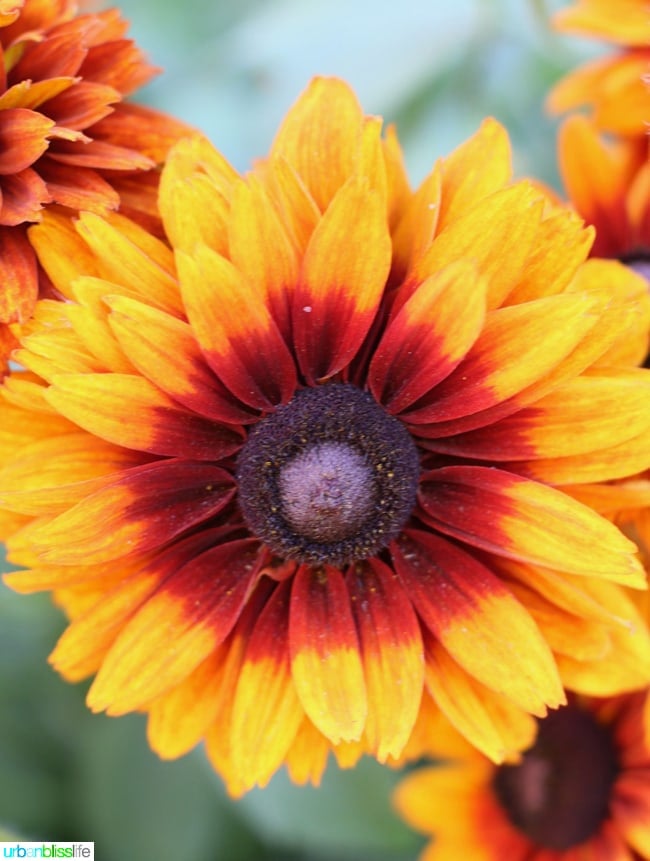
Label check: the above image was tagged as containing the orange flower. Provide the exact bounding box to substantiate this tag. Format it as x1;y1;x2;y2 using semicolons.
547;0;650;137
0;0;193;371
556;115;650;269
394;690;650;861
2;78;650;795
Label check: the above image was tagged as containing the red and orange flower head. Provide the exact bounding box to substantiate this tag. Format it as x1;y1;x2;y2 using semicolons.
555;115;650;277
0;0;193;373
546;0;650;138
393;689;650;861
2;78;650;796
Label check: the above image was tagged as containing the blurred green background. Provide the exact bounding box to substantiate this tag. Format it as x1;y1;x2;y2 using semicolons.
1;1;605;858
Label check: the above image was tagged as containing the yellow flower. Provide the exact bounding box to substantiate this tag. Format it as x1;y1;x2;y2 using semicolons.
2;78;650;795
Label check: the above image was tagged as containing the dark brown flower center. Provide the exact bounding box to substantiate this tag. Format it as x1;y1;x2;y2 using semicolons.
492;705;619;851
236;384;420;565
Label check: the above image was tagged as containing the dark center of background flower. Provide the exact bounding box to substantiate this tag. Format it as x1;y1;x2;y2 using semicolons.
236;383;420;565
492;705;619;851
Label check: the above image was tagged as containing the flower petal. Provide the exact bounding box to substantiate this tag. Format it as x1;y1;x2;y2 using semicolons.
369;260;486;412
50;562;163;682
231;580;304;790
347;558;424;761
147;649;226;760
87;538;261;714
293;177;392;382
417;466;644;582
45;372;243;459
289;564;367;744
0;108;54;174
0;226;38;323
406;183;545;310
38;160;119;214
402;291;606;425
0;431;147;516
228;175;300;341
391;529;565;715
176;246;297;410
422;631;538;764
270;76;364;212
427;371;650;461
107;294;256;424
75;210;182;316
26;460;235;564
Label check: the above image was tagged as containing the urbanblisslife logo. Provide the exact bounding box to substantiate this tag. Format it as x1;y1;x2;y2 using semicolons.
0;845;93;858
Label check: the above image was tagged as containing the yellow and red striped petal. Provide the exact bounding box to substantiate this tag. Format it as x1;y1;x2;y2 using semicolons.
177;246;297;409
418;466;643;582
107;294;255;424
428;372;650;461
402;290;605;425
506;430;650;485
87;538;261;714
347;558;424;761
289;564;367;744
293;177;392;383
45;372;243;459
231;580;304;789
369;261;486;413
391;529;564;715
25;460;235;564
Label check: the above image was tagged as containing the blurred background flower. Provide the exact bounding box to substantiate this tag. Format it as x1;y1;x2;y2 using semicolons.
0;0;623;858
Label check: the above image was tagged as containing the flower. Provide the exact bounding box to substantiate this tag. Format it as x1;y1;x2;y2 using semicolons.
393;689;650;861
554;116;650;281
0;0;193;373
546;0;650;137
2;77;650;795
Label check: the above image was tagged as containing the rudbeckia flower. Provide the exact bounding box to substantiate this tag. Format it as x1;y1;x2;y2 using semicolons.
0;0;193;373
2;78;650;795
393;689;650;861
547;0;650;137
556;115;650;278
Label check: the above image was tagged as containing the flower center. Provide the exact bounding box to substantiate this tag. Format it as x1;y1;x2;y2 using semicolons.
236;384;420;565
492;705;619;851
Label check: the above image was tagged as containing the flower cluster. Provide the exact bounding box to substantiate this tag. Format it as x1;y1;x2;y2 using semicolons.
0;0;193;375
0;0;648;857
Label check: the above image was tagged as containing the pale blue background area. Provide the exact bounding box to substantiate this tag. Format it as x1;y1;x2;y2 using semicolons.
0;1;604;859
